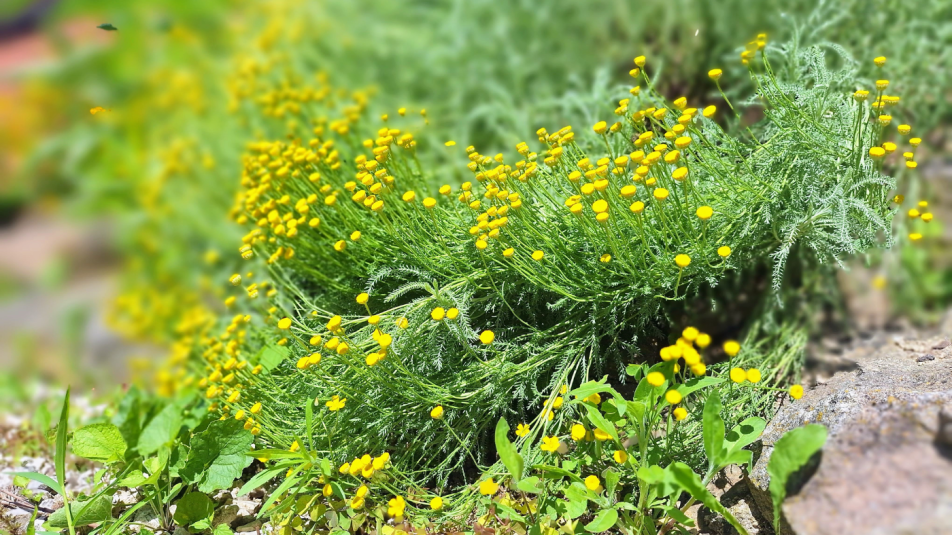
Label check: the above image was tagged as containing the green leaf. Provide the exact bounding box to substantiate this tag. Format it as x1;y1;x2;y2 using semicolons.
258;472;302;518
180;419;254;493
582;404;619;444
603;469;620;495
10;472;62;496
54;388;70;497
636;465;665;485
256;344;288;371
214;524;234;535
724;417;766;459
665;463;748;535
720;450;754;472
566;378;615;402
583;508;617;533
237;466;285;497
661;505;694;527
46;495;111;528
26;506;37;535
624;364;642;378
516;476;542;494
494;418;524;484
173;492;214;531
702;390;725;470
563;483;589;519
72;423;127;464
767;424;827;532
97;23;118;31
138;403;183;456
534;464;583;483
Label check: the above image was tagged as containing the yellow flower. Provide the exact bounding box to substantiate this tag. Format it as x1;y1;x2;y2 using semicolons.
431;307;446;321
729;368;747;383
592;199;609;213
480;330;495;344
874;56;886;67
402;191;416;202
532;250;544;261
584;475;601;492
593;428;610;441
600;254;612;263
634;55;646;67
516;423;530;437
593;121;608;135
326;395;346;411
503;247;515;258
552;396;564;409
646;371;665;387
673;407;688;421
696;333;711;348
289;440;300;453
445;141;456;147
747;368;762;383
446;307;459;320
690;363;706;376
327;315;342;331
922;213;933;223
277;317;292;330
541;436;561;453
356;293;369;305
323;483;333;497
703;105;716;118
571;424;587;441
875;79;889;90
653;188;669;201
718;246;732;258
665;389;683;405
672;167;689;181
898;124;911;135
674;137;692;149
431;405;444;419
789;385;804;400
479;478;499;496
909;232;923;241
869;147;886;159
430;497;444;511
696;206;713;220
250;402;262;414
613;450;628;464
708;68;723;80
675;254;691;268
723;340;741;357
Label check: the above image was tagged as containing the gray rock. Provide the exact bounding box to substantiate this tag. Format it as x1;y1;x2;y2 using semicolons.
746;336;952;535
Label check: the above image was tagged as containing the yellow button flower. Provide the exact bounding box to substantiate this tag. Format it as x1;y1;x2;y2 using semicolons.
584;475;601;491
718;246;732;258
541;436;560;452
789;385;804;399
480;330;495;344
277;317;292;329
729;368;747;383
723;340;741;357
430;405;444;419
675;254;691;268
646;371;665;387
613;450;628;464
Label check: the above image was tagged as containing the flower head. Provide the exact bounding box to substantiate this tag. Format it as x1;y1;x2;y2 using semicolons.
747;368;762;383
729;367;747;383
277;317;292;330
723;340;741;357
718;245;732;258
541;436;561;453
516;423;530;437
584;475;601;492
430;497;443;511
673;407;688;421
708;68;723;81
479;478;499;496
480;330;495;344
696;206;713;220
665;389;683;405
613;449;628;464
571;424;587;441
326;395;346;411
646;371;665;387
789;385;804;400
675;254;691;268
430;405;444;419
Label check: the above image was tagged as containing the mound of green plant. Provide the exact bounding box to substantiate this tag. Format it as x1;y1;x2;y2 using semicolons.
175;35;919;531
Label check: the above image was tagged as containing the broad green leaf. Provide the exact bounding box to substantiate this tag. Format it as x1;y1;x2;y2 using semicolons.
603;469;620;495
633;362;669;402
582;404;619;444
702;391;725;470
237;466;285;497
180;419;254;493
214;524;234;535
583;508;617;533
46;495;111;528
566;378;616;403
138;403;183;456
111;386;143;450
665;463;748;535
494;418;524;483
494;501;526;522
516;476;542;494
724;417;767;459
636;465;665;485
173;492;214;530
533;464;583;483
256;344;288;371
72;423;127;464
11;472;62;496
720;450;754;472
563;484;589;519
767;424;827;532
624;364;642;378
661;505;694;527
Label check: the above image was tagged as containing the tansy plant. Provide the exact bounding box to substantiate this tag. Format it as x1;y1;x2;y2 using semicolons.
193;36;917;531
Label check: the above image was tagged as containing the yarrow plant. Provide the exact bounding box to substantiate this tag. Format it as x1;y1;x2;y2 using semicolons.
183;35;921;533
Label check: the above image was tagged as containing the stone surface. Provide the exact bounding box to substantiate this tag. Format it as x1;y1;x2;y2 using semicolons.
687;465;774;535
746;331;952;535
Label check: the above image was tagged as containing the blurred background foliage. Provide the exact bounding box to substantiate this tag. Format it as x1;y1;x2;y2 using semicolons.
0;0;950;399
